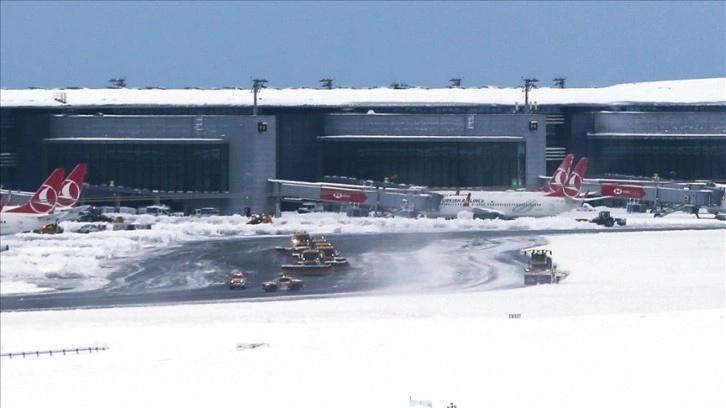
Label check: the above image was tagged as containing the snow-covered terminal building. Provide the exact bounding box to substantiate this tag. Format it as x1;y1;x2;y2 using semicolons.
1;78;724;212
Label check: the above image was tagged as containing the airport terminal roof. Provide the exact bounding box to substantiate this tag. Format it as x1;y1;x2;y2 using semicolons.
1;77;724;108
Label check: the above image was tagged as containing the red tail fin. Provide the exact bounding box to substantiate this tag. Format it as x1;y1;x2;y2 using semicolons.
57;163;88;209
5;168;66;214
563;157;588;198
463;192;471;207
545;157;588;198
537;154;574;193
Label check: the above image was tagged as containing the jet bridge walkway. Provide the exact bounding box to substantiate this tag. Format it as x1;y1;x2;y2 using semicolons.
267;178;441;216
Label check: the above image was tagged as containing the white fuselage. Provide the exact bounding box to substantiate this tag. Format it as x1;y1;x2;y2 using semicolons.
433;190;580;219
0;212;60;236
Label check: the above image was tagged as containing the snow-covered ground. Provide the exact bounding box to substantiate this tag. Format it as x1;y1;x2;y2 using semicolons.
1;208;724;408
1;207;723;295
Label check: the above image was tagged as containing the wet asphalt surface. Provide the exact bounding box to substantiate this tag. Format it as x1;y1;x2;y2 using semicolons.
1;226;720;312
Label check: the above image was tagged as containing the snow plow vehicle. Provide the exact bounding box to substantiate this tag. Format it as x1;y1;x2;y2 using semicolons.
74;206;113;223
317;244;349;268
262;274;304;292
523;249;558;285
281;249;335;276
275;231;312;254
247;213;272;225
576;210;626;227
228;271;248;289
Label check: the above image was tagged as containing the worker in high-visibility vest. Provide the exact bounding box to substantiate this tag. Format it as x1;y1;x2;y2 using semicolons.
554;270;564;284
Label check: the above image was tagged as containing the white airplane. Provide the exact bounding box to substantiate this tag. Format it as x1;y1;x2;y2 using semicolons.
427;157;590;220
0;168;66;236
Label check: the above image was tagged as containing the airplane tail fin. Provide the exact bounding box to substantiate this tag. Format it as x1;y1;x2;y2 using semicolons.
537;154;574;193
463;192;471;207
57;163;88;209
563;157;588;198
545;157;588;198
5;168;66;214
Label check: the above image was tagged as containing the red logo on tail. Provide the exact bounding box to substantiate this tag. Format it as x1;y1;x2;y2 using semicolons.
463;192;471;207
538;154;574;193
57;163;87;208
544;157;588;198
6;168;66;214
563;158;588;198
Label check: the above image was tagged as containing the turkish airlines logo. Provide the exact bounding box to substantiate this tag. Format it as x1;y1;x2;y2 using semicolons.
57;179;81;207
564;172;582;198
552;168;568;187
30;183;58;213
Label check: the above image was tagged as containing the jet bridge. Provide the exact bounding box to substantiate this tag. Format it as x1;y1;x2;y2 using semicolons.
578;179;726;217
267;178;441;216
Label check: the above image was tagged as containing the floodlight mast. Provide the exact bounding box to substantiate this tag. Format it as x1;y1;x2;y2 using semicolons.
449;78;462;88
522;77;538;111
252;78;268;116
109;77;126;88
320;78;333;89
553;77;567;88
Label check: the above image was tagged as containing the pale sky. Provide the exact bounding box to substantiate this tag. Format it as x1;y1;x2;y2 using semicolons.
1;1;724;89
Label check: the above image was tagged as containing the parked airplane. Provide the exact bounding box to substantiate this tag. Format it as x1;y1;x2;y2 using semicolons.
427;157;590;219
0;168;66;236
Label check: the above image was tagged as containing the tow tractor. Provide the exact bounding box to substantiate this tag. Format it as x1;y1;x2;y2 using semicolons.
228;271;248;289
577;210;627;227
523;249;557;285
263;274;304;292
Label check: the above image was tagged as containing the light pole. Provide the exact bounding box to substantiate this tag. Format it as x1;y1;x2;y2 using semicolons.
252;78;268;116
320;78;333;89
522;77;538;111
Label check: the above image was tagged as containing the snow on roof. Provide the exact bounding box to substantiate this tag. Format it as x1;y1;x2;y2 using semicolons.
1;78;724;108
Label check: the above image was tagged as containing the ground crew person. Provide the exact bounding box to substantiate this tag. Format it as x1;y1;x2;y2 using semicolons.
554;270;564;284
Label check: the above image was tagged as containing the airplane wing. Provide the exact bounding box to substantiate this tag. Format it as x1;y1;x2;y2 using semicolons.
55;205;92;221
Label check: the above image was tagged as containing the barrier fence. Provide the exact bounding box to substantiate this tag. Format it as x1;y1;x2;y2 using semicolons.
1;346;110;359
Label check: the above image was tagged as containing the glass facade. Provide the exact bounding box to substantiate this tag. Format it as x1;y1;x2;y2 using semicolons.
591;138;726;180
320;140;522;188
45;141;229;192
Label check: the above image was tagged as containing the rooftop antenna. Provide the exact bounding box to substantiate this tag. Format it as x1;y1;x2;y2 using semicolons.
109;77;127;88
522;77;538;112
553;77;567;88
320;78;333;89
251;78;268;116
449;78;462;88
